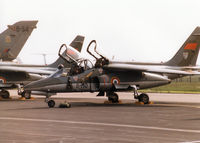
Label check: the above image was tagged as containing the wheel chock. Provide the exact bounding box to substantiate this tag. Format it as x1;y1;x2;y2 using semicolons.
19;97;26;100
148;101;154;104
104;100;122;104
30;97;35;100
104;101;111;104
9;97;12;99
135;102;144;105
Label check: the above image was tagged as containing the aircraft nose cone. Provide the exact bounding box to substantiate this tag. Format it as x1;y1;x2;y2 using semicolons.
24;80;41;91
24;78;50;91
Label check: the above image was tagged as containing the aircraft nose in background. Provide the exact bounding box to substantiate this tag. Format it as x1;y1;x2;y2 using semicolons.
24;78;49;91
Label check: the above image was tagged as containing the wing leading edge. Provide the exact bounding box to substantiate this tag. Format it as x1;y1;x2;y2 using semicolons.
104;63;200;75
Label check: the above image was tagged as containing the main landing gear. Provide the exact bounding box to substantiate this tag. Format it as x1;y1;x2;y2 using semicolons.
17;84;32;99
106;91;119;103
132;85;149;104
0;90;10;99
21;91;31;99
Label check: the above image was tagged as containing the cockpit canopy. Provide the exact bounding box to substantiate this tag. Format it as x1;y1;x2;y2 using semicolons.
64;45;80;61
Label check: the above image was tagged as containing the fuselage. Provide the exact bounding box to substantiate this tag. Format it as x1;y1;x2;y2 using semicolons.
25;67;171;93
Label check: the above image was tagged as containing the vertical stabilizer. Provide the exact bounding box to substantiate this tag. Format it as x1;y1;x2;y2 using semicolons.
0;21;38;61
69;35;84;52
165;27;200;66
48;35;85;68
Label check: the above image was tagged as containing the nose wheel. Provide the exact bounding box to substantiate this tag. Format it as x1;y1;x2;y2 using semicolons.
138;93;149;104
45;95;55;108
47;100;55;108
132;85;150;104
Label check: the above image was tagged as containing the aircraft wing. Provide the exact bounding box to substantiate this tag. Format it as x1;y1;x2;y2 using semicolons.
0;66;54;75
104;63;200;75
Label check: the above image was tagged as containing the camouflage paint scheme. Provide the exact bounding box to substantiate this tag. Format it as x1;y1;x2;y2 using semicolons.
24;27;200;107
0;27;85;98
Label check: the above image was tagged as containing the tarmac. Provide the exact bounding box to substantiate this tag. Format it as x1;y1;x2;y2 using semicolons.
0;91;200;143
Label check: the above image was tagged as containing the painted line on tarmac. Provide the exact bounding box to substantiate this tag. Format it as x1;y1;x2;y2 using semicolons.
180;141;200;143
0;117;200;134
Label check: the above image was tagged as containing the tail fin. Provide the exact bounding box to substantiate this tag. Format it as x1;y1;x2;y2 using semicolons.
0;21;38;61
164;27;200;66
48;35;85;68
69;35;84;52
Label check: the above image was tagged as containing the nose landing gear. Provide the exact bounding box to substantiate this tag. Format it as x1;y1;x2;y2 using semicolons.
45;95;56;108
132;85;150;104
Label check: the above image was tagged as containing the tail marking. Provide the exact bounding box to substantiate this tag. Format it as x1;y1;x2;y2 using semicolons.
184;43;197;50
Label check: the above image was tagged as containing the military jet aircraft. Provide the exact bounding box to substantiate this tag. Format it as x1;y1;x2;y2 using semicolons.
0;35;84;99
24;27;200;108
0;21;38;61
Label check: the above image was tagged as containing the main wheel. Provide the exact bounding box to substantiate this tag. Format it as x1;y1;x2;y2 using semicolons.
108;93;119;103
138;93;149;104
1;90;10;99
48;100;55;108
21;91;31;99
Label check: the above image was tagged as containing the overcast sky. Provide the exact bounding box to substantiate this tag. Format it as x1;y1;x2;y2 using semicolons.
1;0;200;65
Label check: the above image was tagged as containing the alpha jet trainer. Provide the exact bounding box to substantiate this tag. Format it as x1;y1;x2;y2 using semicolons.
24;27;200;108
0;35;85;99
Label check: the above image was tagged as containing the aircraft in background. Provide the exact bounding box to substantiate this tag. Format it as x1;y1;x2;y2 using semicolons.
0;21;38;61
0;35;85;99
24;27;200;108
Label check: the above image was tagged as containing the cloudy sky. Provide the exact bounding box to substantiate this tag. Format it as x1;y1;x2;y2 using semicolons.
1;0;200;65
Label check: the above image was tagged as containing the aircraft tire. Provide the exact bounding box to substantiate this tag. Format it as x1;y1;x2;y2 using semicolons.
1;90;10;99
21;91;31;99
48;100;55;108
24;92;31;99
108;93;119;103
138;93;149;104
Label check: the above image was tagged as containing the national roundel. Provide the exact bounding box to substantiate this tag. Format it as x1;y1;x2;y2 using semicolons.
111;77;120;85
0;76;6;83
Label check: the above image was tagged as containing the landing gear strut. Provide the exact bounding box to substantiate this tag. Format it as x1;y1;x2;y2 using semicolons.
17;84;32;99
107;92;119;103
0;90;10;99
132;85;149;104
